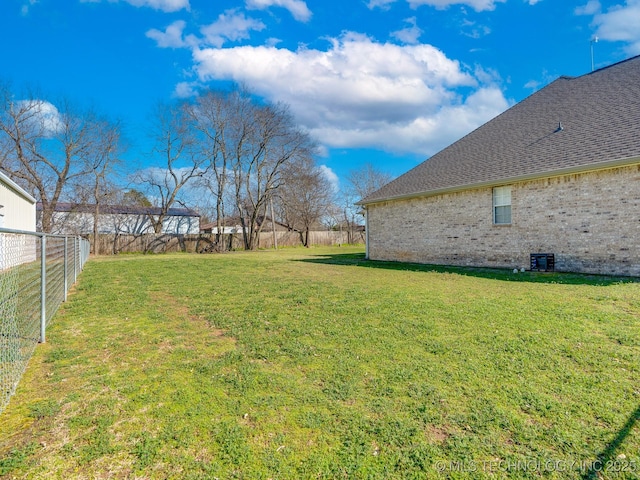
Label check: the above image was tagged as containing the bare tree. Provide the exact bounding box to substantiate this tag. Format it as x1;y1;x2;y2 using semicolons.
189;86;316;251
185;89;235;250
346;162;394;201
135;100;209;234
342;162;394;242
0;83;123;233
277;157;334;247
232;101;316;250
74;118;123;253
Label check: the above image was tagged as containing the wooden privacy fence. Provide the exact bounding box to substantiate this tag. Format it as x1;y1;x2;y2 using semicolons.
95;230;365;254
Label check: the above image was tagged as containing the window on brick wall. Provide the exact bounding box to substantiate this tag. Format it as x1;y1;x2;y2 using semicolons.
493;186;511;224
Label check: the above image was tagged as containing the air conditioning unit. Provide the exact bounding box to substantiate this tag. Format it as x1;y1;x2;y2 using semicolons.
530;253;555;272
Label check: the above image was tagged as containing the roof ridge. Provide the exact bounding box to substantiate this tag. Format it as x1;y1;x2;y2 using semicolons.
586;53;640;76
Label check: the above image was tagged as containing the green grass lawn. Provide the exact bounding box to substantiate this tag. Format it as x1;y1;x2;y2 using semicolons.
1;246;639;479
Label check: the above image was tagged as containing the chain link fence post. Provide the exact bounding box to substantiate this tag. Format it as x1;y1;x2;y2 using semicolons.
64;236;68;302
74;237;78;283
40;234;46;344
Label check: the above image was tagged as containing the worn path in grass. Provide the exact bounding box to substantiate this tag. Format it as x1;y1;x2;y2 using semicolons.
1;246;639;479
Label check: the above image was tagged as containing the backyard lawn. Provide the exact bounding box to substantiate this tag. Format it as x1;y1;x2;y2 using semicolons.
0;246;639;479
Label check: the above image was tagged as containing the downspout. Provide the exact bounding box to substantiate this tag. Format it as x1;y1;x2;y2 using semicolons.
364;206;369;260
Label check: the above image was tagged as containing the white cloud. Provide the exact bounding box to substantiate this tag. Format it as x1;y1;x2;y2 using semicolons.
79;0;189;12
16;100;64;137
523;69;556;93
575;0;601;15
368;0;504;9
591;0;640;55
146;11;265;49
122;0;189;11
407;0;506;12
367;0;398;9
245;0;312;22
391;17;423;44
308;87;509;156
173;81;201;98
319;165;340;192
460;18;491;38
200;10;266;48
265;37;282;47
20;0;38;16
146;20;191;48
192;33;509;156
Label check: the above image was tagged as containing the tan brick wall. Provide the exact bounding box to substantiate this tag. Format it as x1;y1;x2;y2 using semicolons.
366;164;640;276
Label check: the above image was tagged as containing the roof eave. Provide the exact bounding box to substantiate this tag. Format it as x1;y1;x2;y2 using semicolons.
358;156;640;207
0;170;37;204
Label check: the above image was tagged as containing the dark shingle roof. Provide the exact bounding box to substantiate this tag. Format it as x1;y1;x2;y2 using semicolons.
37;202;200;217
360;55;640;205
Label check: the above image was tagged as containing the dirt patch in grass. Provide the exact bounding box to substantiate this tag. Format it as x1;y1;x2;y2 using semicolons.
148;290;229;339
425;425;450;444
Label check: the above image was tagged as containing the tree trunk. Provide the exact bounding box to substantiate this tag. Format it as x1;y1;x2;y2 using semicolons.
93;203;100;255
40;203;53;233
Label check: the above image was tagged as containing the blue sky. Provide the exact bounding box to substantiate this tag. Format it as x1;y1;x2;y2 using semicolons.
2;0;639;191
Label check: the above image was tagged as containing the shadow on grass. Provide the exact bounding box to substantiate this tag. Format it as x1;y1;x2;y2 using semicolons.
581;404;640;479
297;252;639;286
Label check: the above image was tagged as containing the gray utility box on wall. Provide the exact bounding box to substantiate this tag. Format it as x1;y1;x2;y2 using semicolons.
530;253;555;272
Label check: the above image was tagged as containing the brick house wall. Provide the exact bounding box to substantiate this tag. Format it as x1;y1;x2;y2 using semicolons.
365;164;640;276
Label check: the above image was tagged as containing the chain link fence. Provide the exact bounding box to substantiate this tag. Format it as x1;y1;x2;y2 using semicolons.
0;228;90;414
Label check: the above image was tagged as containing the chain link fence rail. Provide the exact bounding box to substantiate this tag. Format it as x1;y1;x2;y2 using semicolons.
0;228;90;414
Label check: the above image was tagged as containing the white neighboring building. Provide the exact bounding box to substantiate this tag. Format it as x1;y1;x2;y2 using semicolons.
38;203;201;235
0;170;36;232
0;170;37;270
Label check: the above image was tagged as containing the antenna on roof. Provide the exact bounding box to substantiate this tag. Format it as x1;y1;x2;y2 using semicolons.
590;36;599;72
555;121;563;133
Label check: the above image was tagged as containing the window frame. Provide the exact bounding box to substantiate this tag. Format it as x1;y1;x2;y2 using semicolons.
492;186;512;225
